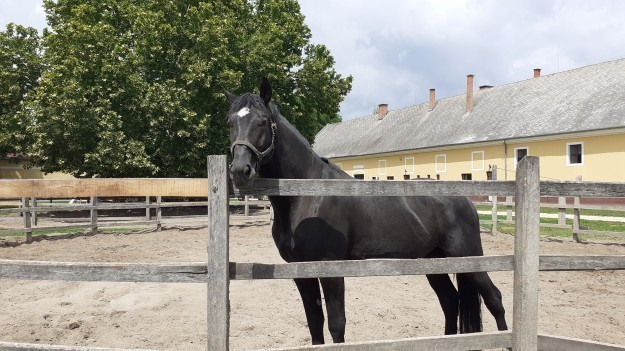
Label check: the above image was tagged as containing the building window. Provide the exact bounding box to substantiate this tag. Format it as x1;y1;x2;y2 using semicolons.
353;171;365;179
462;173;472;180
514;147;528;168
372;176;378;180
378;160;387;175
436;174;440;180
567;142;584;166
387;176;394;180
403;174;410;180
487;171;493;180
471;151;485;171
404;157;414;174
435;154;446;173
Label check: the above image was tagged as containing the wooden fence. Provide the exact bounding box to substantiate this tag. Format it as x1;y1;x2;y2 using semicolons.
0;156;625;350
0;195;270;242
477;193;625;242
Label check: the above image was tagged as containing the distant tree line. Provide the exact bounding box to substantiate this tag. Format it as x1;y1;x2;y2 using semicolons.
0;0;352;177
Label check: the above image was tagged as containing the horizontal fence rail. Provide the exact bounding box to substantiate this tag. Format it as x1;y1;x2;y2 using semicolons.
254;331;512;351
0;341;159;351
1;255;624;283
3;178;625;199
537;334;625;351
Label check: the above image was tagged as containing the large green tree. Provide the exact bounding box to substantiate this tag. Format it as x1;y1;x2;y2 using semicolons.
25;0;351;177
0;23;42;158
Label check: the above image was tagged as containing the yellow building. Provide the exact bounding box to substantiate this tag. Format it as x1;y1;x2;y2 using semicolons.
313;59;625;182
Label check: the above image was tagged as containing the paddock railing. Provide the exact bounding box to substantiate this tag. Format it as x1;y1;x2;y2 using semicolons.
0;156;625;351
0;195;269;242
475;194;625;241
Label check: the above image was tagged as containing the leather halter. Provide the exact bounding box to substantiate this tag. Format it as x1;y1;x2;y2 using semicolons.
230;120;277;169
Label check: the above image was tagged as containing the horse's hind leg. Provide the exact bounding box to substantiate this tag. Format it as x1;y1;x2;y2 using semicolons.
426;274;459;334
320;277;346;343
463;272;508;331
294;278;325;344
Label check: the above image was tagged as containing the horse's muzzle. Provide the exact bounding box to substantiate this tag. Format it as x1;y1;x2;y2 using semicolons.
230;146;257;189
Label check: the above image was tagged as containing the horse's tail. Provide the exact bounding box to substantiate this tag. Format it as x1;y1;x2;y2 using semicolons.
457;273;483;333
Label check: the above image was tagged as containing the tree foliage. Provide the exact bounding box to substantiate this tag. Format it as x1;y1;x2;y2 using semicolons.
0;23;42;157
23;0;351;177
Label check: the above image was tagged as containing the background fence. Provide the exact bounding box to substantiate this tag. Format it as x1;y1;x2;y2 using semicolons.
0;156;624;350
0;195;270;242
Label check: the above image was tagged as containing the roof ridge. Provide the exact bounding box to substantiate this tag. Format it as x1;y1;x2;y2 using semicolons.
336;57;625;124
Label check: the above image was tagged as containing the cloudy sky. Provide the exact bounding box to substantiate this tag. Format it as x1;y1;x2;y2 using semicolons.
2;0;625;120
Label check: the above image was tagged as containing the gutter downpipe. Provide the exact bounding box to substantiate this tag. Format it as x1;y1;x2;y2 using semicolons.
503;140;508;180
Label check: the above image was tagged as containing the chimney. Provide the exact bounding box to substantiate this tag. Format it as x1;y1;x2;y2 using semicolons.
533;68;541;78
377;103;388;119
429;89;436;110
466;74;474;112
479;85;493;91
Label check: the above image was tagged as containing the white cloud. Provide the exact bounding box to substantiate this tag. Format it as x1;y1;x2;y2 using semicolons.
300;0;625;120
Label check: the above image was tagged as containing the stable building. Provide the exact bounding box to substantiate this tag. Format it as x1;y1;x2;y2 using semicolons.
313;59;625;182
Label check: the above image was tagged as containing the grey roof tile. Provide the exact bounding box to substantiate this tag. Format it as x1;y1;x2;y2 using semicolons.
313;59;625;158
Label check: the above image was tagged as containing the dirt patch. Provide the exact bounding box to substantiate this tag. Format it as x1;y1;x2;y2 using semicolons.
0;217;624;350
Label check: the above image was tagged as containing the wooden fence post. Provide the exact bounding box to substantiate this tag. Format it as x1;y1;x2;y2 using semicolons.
22;197;32;243
573;175;582;242
506;196;513;222
512;156;541;350
145;196;151;221
557;196;566;226
491;165;498;235
90;196;97;235
156;196;162;231
32;198;38;226
207;155;229;351
244;195;249;217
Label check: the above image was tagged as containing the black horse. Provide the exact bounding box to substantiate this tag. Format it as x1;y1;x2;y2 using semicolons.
226;78;507;344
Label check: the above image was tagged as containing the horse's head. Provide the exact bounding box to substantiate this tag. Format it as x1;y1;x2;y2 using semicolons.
225;78;277;189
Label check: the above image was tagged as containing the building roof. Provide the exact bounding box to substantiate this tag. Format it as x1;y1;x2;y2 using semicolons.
313;59;625;159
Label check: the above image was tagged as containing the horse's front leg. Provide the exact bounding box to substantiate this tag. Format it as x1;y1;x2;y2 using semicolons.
320;277;346;343
294;278;325;344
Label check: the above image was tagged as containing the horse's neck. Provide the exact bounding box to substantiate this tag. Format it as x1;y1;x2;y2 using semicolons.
259;117;327;181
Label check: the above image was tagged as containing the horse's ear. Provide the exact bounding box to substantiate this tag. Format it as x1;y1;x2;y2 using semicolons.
260;77;272;104
224;90;237;103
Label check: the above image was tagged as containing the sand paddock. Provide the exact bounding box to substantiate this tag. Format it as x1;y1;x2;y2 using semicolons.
0;216;624;350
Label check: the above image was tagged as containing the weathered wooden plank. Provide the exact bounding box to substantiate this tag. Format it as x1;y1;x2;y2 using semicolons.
577;229;625;238
0;200;267;213
538;334;625;351
0;259;207;283
230;255;514;280
156;196;162;232
90;196;97;235
557;196;567;225
0;255;622;283
0;341;159;351
4;177;624;199
0;179;209;198
540;181;625;197
512;156;541;350
572;177;582;242
206;155;229;351
21;197;32;243
233;179;516;196
252;331;512;351
539;255;625;271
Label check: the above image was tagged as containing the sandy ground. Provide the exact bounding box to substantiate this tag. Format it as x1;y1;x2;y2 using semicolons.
0;214;624;350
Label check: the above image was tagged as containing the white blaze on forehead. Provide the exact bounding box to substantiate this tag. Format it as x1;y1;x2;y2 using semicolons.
236;107;250;118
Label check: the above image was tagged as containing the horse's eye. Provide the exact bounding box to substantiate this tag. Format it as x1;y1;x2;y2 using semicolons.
258;119;268;127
